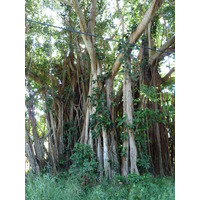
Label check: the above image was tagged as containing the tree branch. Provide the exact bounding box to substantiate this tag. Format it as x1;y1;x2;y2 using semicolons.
149;35;175;65
71;0;95;64
158;46;175;62
71;0;87;34
87;0;97;34
162;67;175;83
28;71;42;85
129;0;163;43
109;22;122;40
57;0;73;7
111;0;163;79
116;0;124;36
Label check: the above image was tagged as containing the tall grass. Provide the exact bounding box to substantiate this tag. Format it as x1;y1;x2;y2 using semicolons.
25;173;175;200
25;173;86;200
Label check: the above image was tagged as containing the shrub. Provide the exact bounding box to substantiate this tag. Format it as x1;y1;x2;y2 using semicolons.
69;143;98;186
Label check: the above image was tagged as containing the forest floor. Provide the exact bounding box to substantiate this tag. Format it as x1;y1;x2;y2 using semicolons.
25;172;175;200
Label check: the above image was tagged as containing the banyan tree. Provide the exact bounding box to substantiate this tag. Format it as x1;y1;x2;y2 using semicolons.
25;0;175;178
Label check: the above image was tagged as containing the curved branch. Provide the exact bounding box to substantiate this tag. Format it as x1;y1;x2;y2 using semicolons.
129;0;163;44
158;47;175;62
71;0;87;34
111;0;163;79
149;35;175;65
162;67;175;83
28;71;42;85
71;0;96;68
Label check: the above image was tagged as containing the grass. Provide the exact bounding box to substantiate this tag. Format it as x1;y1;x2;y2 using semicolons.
25;172;175;200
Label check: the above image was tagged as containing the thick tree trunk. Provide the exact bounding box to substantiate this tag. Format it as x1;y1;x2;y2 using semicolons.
121;59;139;176
129;131;139;175
105;77;120;175
121;139;129;176
102;127;111;178
137;29;175;175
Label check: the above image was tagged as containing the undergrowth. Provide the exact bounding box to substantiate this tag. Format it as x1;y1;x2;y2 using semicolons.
25;172;175;200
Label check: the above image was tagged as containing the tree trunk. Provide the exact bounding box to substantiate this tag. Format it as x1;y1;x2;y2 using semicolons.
27;96;44;168
121;59;139;176
102;127;111;178
25;128;40;174
97;133;103;180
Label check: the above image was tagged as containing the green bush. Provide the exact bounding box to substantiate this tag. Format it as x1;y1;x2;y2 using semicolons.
69;143;98;186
